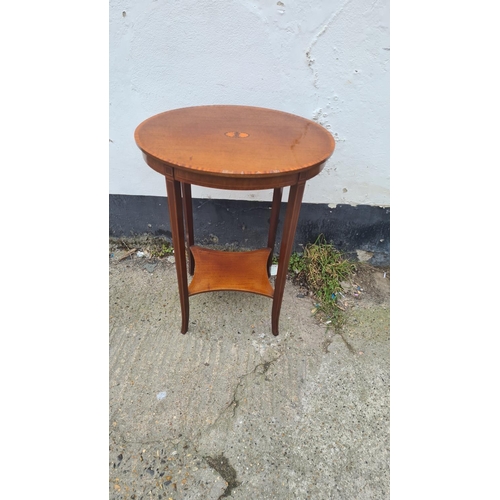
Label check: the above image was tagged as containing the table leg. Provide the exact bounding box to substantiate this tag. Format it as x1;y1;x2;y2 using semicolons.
166;178;189;334
267;187;282;276
272;182;305;336
181;182;195;275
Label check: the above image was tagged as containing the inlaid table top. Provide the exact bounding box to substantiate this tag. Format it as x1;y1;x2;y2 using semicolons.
134;105;335;187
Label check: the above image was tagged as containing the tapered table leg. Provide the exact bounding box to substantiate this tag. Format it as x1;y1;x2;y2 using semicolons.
181;182;195;275
267;187;282;276
272;182;305;336
166;178;189;334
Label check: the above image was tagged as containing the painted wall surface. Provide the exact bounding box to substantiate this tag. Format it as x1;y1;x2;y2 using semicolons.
109;0;389;207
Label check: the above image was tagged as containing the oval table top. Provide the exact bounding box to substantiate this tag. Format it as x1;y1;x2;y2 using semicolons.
135;105;335;189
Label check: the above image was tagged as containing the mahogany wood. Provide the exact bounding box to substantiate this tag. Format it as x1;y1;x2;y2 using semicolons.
272;182;306;335
165;178;189;334
181;182;195;275
188;246;274;298
135;105;335;179
134;105;335;335
171;166;310;191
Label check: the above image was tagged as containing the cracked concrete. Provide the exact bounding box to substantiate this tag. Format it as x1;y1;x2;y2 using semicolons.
109;253;389;499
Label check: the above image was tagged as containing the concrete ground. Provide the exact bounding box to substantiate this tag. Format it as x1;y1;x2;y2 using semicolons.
109;250;390;499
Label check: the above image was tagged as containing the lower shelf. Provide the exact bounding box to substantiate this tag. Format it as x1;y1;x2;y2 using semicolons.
188;246;274;298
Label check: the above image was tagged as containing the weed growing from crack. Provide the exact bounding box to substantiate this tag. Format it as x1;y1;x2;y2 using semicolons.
288;235;356;328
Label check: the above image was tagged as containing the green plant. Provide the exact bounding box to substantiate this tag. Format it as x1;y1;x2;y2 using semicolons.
288;252;305;274
149;242;174;258
289;235;356;327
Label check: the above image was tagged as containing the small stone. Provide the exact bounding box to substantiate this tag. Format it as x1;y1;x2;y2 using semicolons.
144;262;157;273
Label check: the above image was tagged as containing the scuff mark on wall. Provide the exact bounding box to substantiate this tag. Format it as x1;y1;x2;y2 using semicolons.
305;0;354;88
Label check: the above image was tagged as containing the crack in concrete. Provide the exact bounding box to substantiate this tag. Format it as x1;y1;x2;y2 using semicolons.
111;356;282;496
209;353;284;428
229;354;283;417
322;337;334;353
110;354;283;498
305;0;354;88
337;331;356;354
323;330;356;355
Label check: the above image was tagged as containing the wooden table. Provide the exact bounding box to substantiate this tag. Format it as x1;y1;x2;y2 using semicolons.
134;105;335;335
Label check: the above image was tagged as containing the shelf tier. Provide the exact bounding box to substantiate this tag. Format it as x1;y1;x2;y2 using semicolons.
188;246;274;298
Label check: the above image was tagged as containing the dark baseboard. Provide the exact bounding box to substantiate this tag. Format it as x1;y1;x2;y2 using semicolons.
109;194;390;266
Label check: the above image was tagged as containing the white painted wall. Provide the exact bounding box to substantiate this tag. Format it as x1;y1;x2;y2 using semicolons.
109;0;389;206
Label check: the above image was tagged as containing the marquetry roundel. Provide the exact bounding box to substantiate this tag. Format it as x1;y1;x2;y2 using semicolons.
225;131;249;138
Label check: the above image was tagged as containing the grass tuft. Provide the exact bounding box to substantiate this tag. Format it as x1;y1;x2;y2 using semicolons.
288;235;356;327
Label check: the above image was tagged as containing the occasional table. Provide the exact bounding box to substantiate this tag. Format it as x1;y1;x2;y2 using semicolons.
134;105;335;335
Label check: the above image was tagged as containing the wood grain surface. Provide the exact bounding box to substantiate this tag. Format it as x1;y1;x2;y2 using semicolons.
188;246;274;298
134;105;335;179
